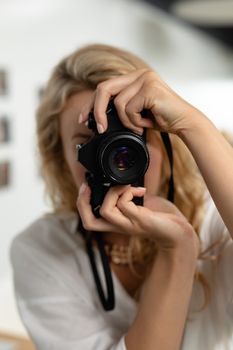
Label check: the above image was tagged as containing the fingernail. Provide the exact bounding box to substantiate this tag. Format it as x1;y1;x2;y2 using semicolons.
79;183;87;195
137;187;146;191
97;123;104;134
135;128;143;135
78;113;83;124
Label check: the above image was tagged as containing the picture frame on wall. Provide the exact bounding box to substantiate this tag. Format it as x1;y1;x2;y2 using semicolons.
0;69;8;96
37;86;45;101
0;116;10;143
0;161;11;189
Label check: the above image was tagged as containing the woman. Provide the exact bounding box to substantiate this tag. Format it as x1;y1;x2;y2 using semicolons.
11;44;233;350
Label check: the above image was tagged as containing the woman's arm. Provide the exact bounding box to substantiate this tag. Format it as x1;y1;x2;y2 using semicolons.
178;114;233;238
80;69;233;238
125;242;197;350
78;185;199;350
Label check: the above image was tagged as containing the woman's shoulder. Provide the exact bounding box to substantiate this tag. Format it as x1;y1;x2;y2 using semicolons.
10;211;84;265
10;213;96;303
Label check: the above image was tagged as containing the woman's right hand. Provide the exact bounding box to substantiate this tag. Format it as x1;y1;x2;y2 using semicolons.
77;183;199;257
79;68;205;136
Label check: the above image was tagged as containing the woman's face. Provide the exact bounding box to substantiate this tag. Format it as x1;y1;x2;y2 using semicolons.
60;90;163;195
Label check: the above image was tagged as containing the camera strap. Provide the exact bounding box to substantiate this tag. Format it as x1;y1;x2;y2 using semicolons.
77;132;174;311
160;132;174;202
78;222;115;310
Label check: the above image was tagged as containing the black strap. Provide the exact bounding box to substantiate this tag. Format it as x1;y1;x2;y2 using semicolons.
160;132;175;202
78;221;115;310
77;132;174;311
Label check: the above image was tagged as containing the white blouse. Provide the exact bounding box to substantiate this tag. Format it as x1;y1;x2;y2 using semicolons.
10;194;233;350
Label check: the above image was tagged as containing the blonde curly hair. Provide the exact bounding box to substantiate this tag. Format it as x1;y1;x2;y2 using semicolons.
37;43;211;306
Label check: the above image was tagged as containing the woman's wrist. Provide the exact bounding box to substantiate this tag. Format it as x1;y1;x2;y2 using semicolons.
176;108;214;142
158;239;198;272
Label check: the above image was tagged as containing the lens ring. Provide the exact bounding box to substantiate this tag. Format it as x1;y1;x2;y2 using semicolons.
98;132;149;184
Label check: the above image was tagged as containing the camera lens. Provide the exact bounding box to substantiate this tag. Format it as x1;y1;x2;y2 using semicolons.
98;132;149;184
112;146;136;171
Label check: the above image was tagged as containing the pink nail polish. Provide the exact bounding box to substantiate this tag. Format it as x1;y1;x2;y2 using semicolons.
78;113;83;124
137;187;146;190
97;123;104;134
79;183;86;194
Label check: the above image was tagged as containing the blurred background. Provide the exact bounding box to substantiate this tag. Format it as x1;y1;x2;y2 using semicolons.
0;0;233;346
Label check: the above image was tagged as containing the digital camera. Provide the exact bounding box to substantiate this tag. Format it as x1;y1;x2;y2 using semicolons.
77;100;150;217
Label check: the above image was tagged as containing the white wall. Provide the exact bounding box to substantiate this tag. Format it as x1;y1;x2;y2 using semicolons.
0;0;233;336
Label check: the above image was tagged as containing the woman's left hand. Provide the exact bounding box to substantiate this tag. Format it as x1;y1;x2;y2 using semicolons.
79;69;204;135
77;183;199;255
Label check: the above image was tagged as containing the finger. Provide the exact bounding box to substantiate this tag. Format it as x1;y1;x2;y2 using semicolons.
113;77;154;133
113;78;147;134
77;183;115;232
116;186;146;218
99;185;132;224
93;69;148;132
116;188;192;242
124;84;157;130
125;106;154;131
99;186;146;232
122;69;170;131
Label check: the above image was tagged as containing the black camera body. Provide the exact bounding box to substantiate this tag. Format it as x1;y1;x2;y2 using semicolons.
77;100;150;217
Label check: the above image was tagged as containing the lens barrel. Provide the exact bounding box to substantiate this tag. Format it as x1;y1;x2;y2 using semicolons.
98;132;149;184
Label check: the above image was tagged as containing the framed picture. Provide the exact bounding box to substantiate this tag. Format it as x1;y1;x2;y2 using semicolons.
37;86;45;101
0;161;10;189
0;116;10;143
0;69;8;96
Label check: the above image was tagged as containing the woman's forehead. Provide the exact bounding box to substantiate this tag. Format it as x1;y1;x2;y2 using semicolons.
64;90;94;113
61;90;94;129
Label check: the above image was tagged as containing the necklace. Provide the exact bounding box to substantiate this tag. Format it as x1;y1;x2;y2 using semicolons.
104;242;135;265
104;241;153;266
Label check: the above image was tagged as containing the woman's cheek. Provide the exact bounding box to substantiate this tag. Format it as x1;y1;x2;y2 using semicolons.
64;147;86;189
71;162;86;189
